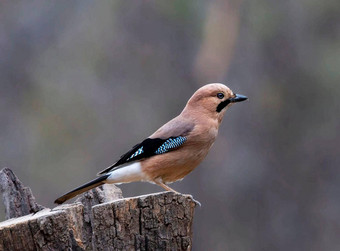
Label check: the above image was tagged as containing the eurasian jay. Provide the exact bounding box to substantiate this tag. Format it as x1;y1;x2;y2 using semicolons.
54;83;247;204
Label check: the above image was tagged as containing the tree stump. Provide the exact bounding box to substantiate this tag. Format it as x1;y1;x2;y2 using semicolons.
0;168;196;250
0;168;45;220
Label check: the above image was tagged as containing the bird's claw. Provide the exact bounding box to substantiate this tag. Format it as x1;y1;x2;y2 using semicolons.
186;194;201;207
193;198;201;207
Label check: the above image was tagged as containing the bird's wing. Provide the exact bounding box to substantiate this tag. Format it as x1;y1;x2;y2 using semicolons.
97;119;194;175
97;136;187;175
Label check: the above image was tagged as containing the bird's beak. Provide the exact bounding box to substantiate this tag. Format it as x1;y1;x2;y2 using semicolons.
229;94;248;103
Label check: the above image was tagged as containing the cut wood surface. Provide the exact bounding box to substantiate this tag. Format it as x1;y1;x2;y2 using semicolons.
0;168;196;250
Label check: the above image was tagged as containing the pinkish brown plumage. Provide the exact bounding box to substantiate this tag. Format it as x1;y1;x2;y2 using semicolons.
55;83;247;204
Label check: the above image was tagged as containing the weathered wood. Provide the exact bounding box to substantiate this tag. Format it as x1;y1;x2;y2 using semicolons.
91;192;196;251
75;184;123;250
0;168;196;250
0;204;85;250
0;167;45;220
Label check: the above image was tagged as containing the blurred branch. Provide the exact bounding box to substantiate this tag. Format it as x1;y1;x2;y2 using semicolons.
193;0;242;83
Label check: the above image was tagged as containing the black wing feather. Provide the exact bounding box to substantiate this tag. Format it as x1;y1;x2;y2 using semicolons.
97;137;186;175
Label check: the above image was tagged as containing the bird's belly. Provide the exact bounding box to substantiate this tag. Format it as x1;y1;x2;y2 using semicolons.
141;146;209;183
160;163;195;183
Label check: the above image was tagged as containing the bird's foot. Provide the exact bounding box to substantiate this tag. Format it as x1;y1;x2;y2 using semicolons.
186;194;201;207
192;198;201;207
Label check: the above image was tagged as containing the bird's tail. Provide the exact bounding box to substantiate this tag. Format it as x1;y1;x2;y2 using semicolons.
54;174;110;204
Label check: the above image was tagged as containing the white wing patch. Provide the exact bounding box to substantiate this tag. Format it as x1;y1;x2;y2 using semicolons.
106;162;144;184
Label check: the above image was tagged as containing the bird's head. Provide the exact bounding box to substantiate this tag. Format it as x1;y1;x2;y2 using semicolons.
184;83;247;123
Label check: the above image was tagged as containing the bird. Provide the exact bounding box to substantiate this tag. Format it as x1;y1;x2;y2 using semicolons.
54;83;247;204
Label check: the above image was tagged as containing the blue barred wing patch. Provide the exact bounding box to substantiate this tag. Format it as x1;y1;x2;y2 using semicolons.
154;136;187;154
98;136;189;175
127;146;144;160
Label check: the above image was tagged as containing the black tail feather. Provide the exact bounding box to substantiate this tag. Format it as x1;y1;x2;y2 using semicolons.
54;174;110;204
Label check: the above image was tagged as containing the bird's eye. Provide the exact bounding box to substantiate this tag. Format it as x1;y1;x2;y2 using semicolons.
217;93;224;99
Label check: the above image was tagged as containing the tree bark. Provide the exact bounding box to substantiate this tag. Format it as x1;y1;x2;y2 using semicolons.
0;168;196;250
0;167;45;220
91;192;195;251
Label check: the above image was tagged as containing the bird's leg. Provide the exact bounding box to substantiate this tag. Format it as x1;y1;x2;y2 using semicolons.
154;179;201;206
154;179;179;193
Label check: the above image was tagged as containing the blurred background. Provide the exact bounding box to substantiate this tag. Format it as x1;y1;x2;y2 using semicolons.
1;0;339;250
